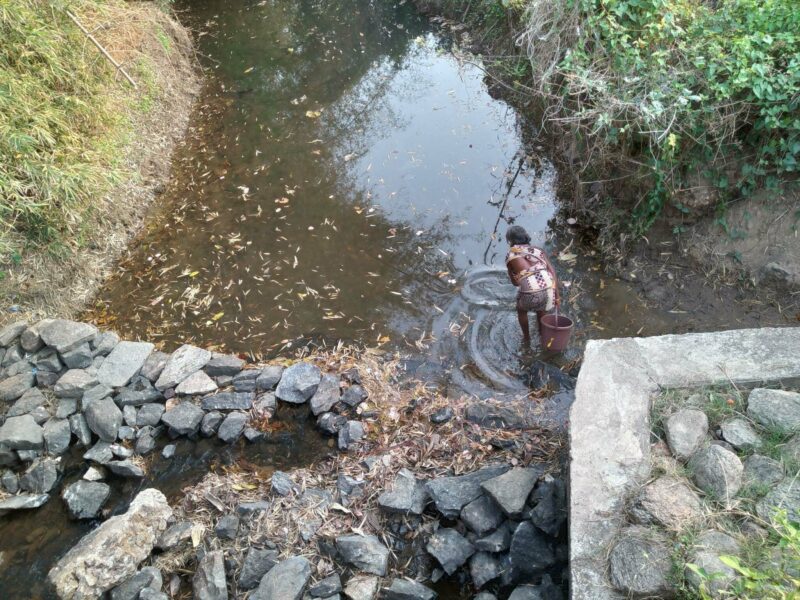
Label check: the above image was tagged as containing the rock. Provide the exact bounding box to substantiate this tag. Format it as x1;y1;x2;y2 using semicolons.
137;403;165;427
63;480;111;519
1;342;23;367
337;474;366;506
250;555;311;600
783;433;800;464
193;550;227;600
115;381;162;407
84;441;114;464
720;418;762;450
20;322;49;353
201;391;254;411
156;521;193;551
217;411;248;444
39;320;98;353
338;420;365;450
61;343;93;369
475;524;511;553
83;466;105;481
318;412;347;435
232;369;259;392
110;567;162;600
509;521;555;579
0;414;44;449
44;418;72;455
162;444;176;459
756;477;800;523
29;404;51;425
430;407;454;424
426;528;475;575
609;526;673;597
215;514;240;540
8;387;47;416
690;444;743;504
529;476;567;537
204;353;245;377
106;459;145;478
238;547;279;590
341;384;367;407
36;370;60;388
378;468;428;515
1;469;19;493
253;391;277;415
310;374;340;415
6;358;34;376
382;579;436;600
55;369;98;398
70;413;92;447
470;551;501;588
137;589;167;600
0;320;27;346
176;370;218;395
343;575;379;600
310;573;342;597
140;351;169;382
85;396;124;442
481;467;542;518
747;388;800;432
336;534;390;576
161;401;205;436
17;448;41;462
56;397;79;419
476;594;499;600
48;488;172;599
19;457;59;493
0;493;50;516
425;465;509;518
201;411;224;436
460;495;504;536
92;331;120;356
743;454;784;487
685;530;741;598
630;476;703;529
0;371;35;401
155;344;211;391
256;365;284;391
271;470;297;496
665;408;709;460
275;362;321;404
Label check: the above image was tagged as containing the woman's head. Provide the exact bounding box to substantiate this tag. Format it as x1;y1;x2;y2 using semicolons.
506;225;531;246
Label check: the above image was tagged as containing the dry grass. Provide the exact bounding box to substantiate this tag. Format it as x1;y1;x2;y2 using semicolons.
0;1;199;326
152;346;564;590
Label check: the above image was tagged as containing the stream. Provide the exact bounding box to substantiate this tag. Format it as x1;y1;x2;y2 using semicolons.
2;0;788;598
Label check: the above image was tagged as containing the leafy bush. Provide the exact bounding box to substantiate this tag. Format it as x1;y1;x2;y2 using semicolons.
0;0;125;257
520;0;800;228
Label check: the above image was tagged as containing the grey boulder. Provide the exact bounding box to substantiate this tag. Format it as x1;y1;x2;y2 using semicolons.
250;555;311;600
85;397;124;442
460;494;504;536
204;353;245;377
747;388;800;432
509;521;555;579
480;467;541;518
275;362;321;404
309;374;340;415
97;341;155;388
193;550;227;600
20;457;60;493
40;320;98;353
55;369;98;399
0;493;50;516
426;528;475;575
378;468;428;515
382;578;437;600
110;567;163;600
425;464;508;518
719;418;762;450
0;371;35;402
63;480;111;519
155;344;211;391
665;408;708;460
238;547;279;590
0;414;44;450
689;444;743;504
44;418;72;455
217;411;248;444
175;370;217;395
161;402;205;436
608;526;673;597
336;534;390;576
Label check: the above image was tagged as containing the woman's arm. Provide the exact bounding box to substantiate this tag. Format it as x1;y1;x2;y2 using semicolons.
543;253;560;305
507;263;519;286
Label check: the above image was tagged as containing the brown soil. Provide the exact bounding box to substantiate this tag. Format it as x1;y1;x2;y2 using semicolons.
0;2;199;327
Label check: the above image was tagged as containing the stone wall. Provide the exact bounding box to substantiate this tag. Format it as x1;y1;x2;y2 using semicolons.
568;326;800;599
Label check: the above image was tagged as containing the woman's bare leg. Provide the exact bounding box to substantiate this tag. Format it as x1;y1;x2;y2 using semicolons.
517;310;531;344
536;310;546;340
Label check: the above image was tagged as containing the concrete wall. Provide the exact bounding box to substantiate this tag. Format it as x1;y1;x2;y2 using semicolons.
568;327;800;599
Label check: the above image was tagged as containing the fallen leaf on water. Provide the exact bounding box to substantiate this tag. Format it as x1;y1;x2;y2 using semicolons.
305;110;322;119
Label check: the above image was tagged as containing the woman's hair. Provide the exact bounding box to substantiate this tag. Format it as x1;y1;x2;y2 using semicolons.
506;225;531;245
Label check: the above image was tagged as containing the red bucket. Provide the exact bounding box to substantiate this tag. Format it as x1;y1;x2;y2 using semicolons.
540;314;573;352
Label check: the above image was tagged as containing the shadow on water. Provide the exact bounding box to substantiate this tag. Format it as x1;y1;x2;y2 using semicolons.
0;405;330;599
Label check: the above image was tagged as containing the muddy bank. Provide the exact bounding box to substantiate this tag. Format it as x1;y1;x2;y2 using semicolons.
0;2;199;326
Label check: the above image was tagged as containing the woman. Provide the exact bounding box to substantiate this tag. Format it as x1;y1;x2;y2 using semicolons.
505;225;559;345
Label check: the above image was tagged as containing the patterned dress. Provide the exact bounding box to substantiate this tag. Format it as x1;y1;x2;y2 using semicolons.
505;244;556;312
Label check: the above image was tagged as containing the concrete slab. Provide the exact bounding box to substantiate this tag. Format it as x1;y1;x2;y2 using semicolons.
569;327;800;600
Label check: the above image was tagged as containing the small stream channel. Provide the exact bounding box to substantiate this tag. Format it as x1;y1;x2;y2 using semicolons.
2;1;788;598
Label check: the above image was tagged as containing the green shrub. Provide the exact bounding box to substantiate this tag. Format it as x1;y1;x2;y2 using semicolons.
520;0;800;229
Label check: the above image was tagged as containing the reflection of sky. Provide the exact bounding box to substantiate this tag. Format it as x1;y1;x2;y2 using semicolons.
333;35;555;270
